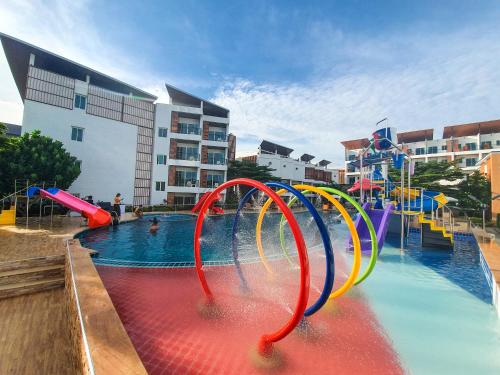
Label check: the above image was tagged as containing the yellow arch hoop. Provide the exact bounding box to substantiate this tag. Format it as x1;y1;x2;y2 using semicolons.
256;184;362;300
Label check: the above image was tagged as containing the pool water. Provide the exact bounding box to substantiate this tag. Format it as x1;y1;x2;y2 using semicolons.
79;213;500;374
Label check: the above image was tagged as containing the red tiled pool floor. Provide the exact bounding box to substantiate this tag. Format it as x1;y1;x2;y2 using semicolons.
97;255;403;374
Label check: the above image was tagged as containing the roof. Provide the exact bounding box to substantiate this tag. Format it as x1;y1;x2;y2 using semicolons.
2;122;21;137
165;84;229;118
318;160;331;166
259;140;293;156
397;129;434;143
0;32;157;102
443;119;500;138
300;153;315;162
341;138;370;150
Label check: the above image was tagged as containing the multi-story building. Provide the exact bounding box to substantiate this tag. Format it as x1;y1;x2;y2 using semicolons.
341;121;500;184
241;140;345;185
1;33;232;206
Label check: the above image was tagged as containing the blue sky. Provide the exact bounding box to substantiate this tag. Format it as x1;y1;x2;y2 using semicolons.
1;0;500;164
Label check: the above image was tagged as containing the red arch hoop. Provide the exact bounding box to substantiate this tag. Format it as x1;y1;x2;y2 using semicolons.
193;178;310;355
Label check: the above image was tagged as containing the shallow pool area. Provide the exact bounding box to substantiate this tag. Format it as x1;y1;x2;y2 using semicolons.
78;212;500;374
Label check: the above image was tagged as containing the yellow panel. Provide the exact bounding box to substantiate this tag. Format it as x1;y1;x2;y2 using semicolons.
0;208;16;225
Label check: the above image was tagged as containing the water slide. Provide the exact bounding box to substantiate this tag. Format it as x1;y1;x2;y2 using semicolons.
349;202;394;254
27;187;111;228
191;192;224;215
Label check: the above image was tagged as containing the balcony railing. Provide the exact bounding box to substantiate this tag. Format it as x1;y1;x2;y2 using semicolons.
174;179;199;187
207;132;227;142
175;152;200;161
205;180;224;188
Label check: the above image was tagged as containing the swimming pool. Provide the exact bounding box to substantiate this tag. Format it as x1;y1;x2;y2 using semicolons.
79;213;500;374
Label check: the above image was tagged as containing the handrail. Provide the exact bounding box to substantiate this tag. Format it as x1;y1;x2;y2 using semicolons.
0;185;35;208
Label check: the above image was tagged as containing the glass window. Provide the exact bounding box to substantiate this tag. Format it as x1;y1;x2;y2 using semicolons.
207;130;227;141
465;158;477;167
155;181;165;191
207;151;225;165
441;145;447;151
71;127;84;142
207;172;224;188
174;195;195;205
496;140;500;146
465;142;477;151
178;123;200;135
74;94;86;110
175;170;198;186
415;147;425;155
176;146;199;160
157;154;167;165
158;127;168;137
427;146;438;154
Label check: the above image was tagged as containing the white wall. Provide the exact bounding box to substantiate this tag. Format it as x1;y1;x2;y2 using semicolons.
22;100;137;204
151;104;172;204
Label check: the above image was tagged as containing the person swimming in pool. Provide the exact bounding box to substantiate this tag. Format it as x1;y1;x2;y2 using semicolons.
150;217;159;234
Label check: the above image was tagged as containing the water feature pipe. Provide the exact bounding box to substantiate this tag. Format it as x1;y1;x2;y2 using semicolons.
232;182;334;317
193;178;310;356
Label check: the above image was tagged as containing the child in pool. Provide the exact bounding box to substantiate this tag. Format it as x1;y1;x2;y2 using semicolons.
150;217;159;233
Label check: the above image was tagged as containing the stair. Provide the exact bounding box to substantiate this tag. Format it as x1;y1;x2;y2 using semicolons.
418;213;454;249
0;255;65;299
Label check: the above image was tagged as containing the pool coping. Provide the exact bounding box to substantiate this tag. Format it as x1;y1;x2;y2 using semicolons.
472;229;500;317
65;238;148;374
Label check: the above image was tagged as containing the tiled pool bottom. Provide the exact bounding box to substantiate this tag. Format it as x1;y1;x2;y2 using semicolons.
97;255;404;375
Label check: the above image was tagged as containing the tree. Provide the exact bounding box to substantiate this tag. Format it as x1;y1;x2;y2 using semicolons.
0;130;81;196
227;160;278;182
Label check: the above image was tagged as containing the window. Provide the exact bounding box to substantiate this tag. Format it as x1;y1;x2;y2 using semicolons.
155;181;165;191
174;195;196;206
441;145;447;151
465;158;477;167
157;154;167;165
178;123;200;135
71;127;84;142
415;147;425;155
175;170;197;186
74;94;86;110
427;146;438;154
207;172;224;188
75;160;82;170
496;140;500;146
176;146;199;161
481;141;492;150
207;130;227;141
158;127;168;137
207;151;225;165
465;142;477;151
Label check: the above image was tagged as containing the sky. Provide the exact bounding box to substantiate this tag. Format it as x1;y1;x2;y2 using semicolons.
1;0;500;165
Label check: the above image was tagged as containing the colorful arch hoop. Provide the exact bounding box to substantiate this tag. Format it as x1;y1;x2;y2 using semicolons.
194;178;309;355
256;185;361;300
231;182;334;317
280;187;378;285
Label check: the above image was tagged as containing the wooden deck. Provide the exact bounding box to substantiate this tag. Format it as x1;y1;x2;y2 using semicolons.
0;288;74;374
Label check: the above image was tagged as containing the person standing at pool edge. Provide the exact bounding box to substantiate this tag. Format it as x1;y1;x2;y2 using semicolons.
114;193;123;219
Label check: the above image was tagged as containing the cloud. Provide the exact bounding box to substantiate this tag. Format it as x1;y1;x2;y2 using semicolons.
212;27;500;165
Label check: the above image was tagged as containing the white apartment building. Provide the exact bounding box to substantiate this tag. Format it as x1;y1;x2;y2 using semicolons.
242;140;345;185
342;123;500;185
1;33;233;206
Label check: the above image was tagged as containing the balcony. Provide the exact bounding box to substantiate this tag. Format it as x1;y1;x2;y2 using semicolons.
207;154;227;165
